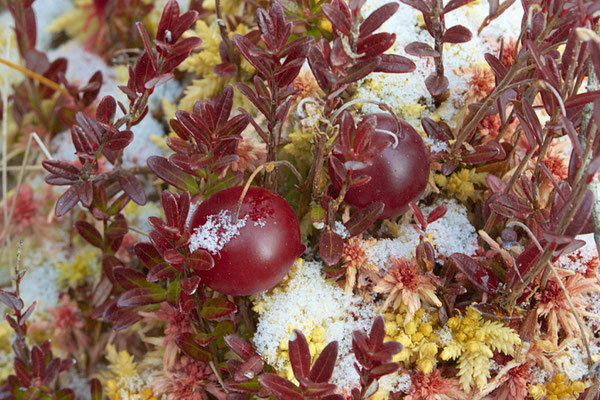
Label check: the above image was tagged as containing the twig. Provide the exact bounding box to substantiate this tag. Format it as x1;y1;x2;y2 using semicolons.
507;221;594;369
0;57;71;98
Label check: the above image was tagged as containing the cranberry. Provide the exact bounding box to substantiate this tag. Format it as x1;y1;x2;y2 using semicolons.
330;114;430;219
189;186;304;295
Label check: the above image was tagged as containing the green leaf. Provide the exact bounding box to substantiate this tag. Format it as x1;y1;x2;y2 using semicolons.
213;320;235;348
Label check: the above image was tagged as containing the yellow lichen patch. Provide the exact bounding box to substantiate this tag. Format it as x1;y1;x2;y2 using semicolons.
0;320;14;381
528;373;586;400
56;248;100;288
434;168;487;203
383;307;440;374
440;307;521;390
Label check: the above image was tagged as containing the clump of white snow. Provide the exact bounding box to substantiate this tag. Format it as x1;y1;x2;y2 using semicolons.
367;199;478;273
252;260;376;390
189;210;248;255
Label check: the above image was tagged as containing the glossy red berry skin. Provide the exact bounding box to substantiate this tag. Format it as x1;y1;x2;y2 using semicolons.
189;186;304;296
330;114;430;220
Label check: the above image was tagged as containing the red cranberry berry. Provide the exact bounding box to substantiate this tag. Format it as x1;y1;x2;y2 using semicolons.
330;114;430;219
188;186;304;295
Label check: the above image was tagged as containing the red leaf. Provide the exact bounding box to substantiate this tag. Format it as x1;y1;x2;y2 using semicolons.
322;4;352;36
147;263;176;282
96;96;116;124
118;173;146;205
357;32;396;59
225;335;259;361
42;160;80;180
341;58;381;84
369;362;399;378
309;341;338;383
200;298;237;320
427;204;447;224
450;253;500;294
443;0;478;13
289;329;311;381
90;378;102;400
75;220;103;248
425;74;449;96
374;54;416;73
489;193;532;219
105;130;133;152
442;25;472;43
368;315;386;351
117;287;165;307
359;2;399;37
405;42;438;57
319;231;344;266
175;333;213;361
113;266;153;289
344;202;384;237
258;373;303;400
398;0;430;13
234;355;265;382
55;186;80;217
0;289;24;311
147;156;198;193
180;276;201;295
188;248;215;272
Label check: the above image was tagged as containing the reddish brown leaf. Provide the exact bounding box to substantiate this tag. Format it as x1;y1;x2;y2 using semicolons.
55;186;80;217
289;329;311;381
319;231;344;266
234;355;264;382
322;4;352;36
344;202;384;237
309;341;338;383
425;74;449;97
405;42;438;57
374;54;416;73
359;2;399;37
442;25;472;43
201;298;237;320
489;193;532;219
0;289;24;311
175;333;213;361
75;220;103;248
117;287;165;307
225;335;259;361
147;156;198;193
443;0;478;13
258;373;303;400
450;253;500;294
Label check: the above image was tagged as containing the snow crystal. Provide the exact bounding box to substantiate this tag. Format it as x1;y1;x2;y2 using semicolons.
253;260;376;390
47;42;125;103
19;260;60;316
333;221;350;239
556;233;599;274
123;116;166;168
189;210;248;255
355;0;524;128
32;0;73;51
366;199;478;273
379;372;412;395
529;365;550;384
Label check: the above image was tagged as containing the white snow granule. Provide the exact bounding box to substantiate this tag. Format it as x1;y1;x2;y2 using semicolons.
379;372;412;395
367;199;478;273
188;210;248;255
355;0;523;128
252;260;376;390
333;221;350;239
556;233;599;274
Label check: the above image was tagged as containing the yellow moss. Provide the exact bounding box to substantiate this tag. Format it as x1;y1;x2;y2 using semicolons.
56;248;100;288
400;103;427;120
319;19;332;32
282;129;315;173
434;168;487;203
383;307;440;374
440;307;520;391
103;345;158;400
528;373;586;400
